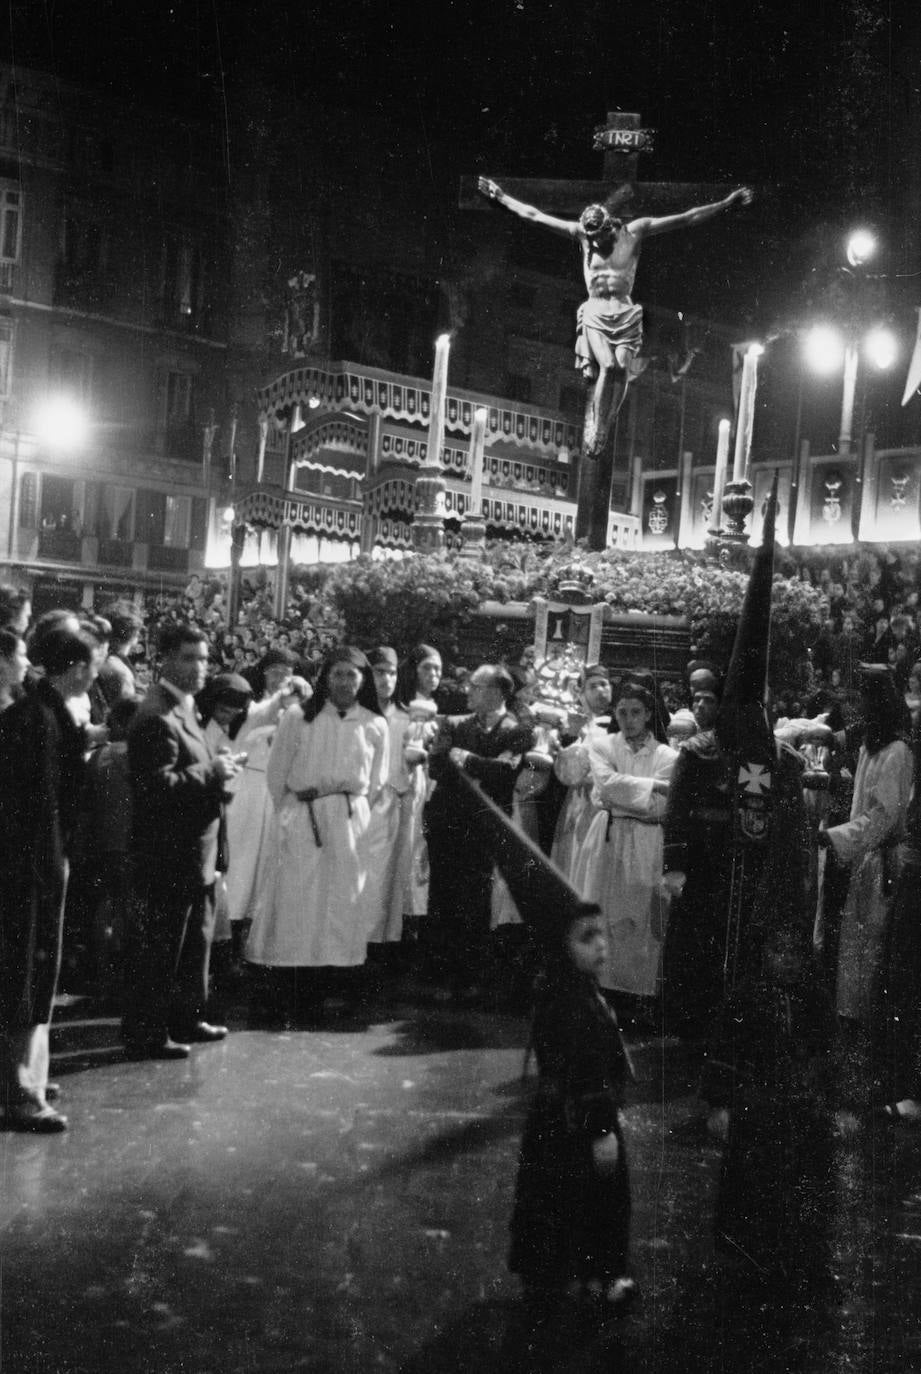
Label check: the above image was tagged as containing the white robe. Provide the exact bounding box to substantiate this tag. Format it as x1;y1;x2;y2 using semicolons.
224;694;287;927
827;738;913;1022
245;700;389;967
572;732;677;996
549;717;609;882
403;710;438;918
365;704;414;944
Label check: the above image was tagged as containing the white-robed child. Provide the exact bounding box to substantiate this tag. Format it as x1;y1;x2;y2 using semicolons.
365;646;414;976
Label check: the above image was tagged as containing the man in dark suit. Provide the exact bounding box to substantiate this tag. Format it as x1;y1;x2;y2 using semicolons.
122;623;243;1059
424;665;533;995
0;627;94;1131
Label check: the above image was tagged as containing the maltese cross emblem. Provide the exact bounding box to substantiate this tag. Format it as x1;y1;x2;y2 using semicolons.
738;763;771;795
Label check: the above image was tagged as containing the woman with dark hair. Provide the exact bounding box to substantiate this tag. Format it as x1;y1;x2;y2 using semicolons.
571;677;677;1018
0;628;29;712
0;584;31;635
819;666;913;1084
98;603;143;706
245;647;388;999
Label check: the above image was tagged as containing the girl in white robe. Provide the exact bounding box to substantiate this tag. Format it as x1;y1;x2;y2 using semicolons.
395;645;443;926
365;647;414;946
572;682;676;999
823;668;913;1026
246;648;388;969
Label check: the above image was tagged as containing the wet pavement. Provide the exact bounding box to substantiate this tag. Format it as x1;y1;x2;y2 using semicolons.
1;989;920;1373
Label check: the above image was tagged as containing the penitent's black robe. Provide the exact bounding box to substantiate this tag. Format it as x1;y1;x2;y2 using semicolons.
509;968;631;1290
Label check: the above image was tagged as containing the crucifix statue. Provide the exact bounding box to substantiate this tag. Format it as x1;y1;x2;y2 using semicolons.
468;113;752;550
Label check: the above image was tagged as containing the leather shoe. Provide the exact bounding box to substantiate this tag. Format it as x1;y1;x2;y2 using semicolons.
124;1038;191;1061
7;1101;68;1133
176;1022;228;1043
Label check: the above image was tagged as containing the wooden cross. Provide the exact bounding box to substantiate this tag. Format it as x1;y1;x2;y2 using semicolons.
461;112;737;551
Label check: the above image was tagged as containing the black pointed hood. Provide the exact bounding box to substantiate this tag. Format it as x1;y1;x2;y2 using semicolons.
715;472;779;760
439;758;599;952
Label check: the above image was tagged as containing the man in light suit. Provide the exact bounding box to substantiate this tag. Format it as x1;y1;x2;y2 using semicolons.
122;623;243;1059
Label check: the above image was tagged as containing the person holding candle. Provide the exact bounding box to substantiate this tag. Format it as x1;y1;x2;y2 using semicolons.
364;647;415;970
395;645;445;945
550;664;613;883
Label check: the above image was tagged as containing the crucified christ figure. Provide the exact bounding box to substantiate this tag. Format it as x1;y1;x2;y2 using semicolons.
478;178;752;457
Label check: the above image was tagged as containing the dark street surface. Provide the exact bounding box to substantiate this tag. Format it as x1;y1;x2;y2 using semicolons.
1;987;919;1374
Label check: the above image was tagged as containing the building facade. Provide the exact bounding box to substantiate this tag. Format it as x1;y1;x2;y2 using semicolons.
0;64;232;613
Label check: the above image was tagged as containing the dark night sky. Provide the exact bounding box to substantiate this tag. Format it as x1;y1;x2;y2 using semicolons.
2;2;919;354
1;1;914;188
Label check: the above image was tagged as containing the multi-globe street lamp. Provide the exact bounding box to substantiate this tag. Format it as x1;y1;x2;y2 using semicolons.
801;229;896;456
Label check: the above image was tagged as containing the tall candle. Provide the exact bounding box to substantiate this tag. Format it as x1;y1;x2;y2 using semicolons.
710;418;731;529
426;333;451;468
731;344;763;482
468;406;488;513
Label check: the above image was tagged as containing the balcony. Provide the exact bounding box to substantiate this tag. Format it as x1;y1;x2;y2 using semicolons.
38;527;82;562
147;544;190;574
257;358;580;460
97;538;133;568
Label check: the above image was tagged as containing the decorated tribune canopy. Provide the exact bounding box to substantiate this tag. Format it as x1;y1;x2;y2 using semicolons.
257;360;580;457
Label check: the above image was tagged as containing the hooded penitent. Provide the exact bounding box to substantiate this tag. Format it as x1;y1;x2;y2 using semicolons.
436;756;599;955
715;473;810;985
716;471;779;845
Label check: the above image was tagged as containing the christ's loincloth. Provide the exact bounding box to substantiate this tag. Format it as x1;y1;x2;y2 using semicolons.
575;298;644;380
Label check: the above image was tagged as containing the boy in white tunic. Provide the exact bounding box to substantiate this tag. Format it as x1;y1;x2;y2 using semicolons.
572;679;676;1008
550;664;613;882
246;647;389;985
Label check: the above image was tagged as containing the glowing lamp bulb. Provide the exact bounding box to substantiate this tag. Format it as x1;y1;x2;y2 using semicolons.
864;327;897;370
34;396;89;449
804;325;845;375
846;229;877;268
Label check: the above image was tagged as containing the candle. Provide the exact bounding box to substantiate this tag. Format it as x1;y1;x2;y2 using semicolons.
467;406;488;514
710;418;731;530
426;333;451;469
731;344;763;482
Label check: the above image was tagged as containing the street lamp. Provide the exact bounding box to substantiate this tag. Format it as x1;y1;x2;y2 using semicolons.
845;228;877;270
802;323;897;455
33;395;89;450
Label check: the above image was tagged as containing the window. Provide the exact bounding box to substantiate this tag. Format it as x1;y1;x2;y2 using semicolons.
161;237;203;323
0;185;21;263
165;371;193;424
19;472;37;527
62;211;108;281
49;345;93;403
163;494;191;548
99;486;134;542
40;475;78;531
505;372;532;404
136;489;166;546
0;316;13;395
